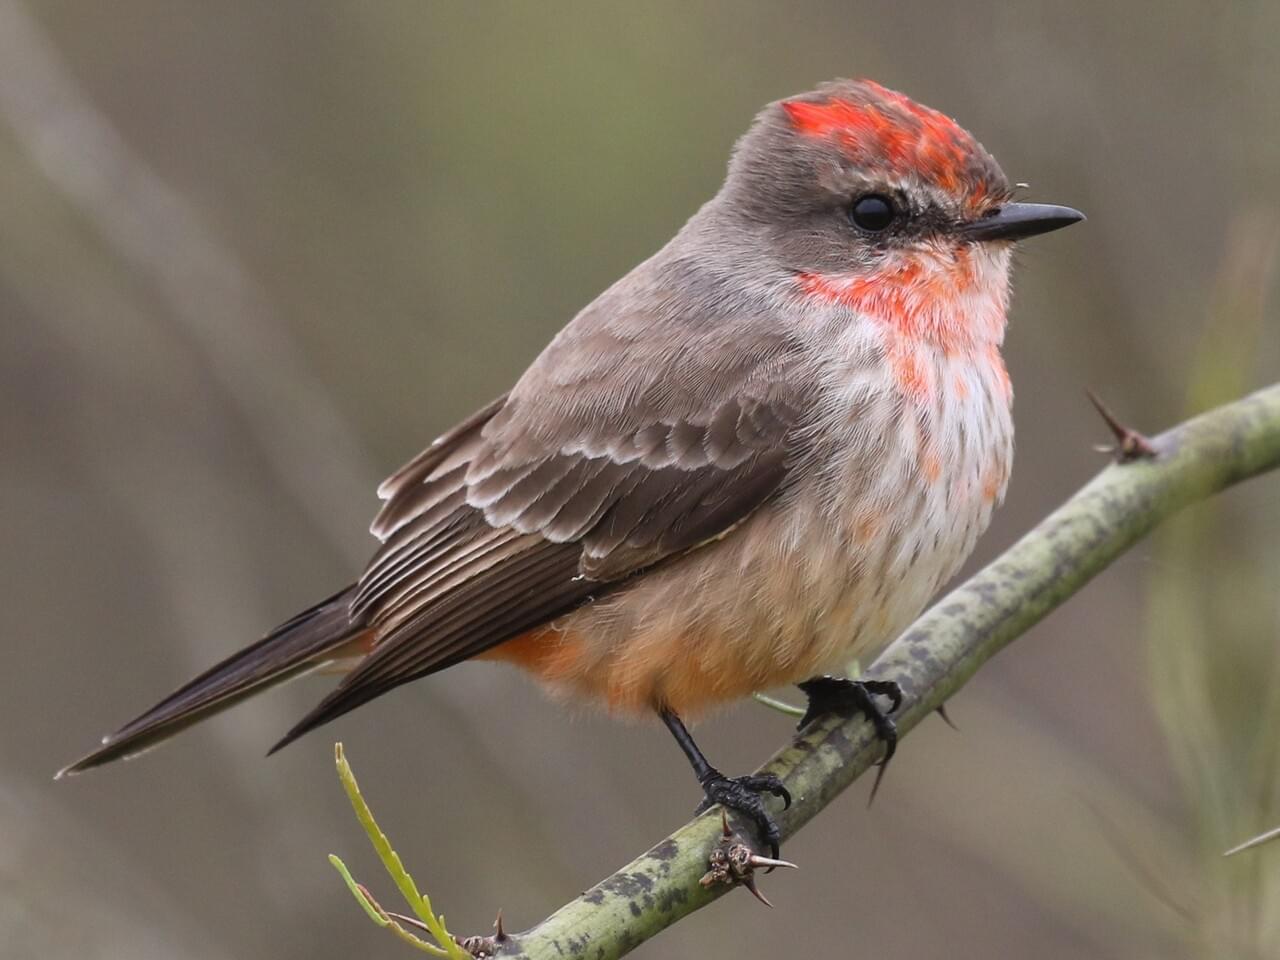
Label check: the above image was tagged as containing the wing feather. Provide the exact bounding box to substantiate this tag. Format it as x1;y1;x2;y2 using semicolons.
274;267;821;750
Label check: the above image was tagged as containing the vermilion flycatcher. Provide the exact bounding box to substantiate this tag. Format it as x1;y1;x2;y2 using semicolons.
60;79;1082;856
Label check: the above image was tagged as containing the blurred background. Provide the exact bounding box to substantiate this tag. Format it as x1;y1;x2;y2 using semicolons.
3;2;1279;958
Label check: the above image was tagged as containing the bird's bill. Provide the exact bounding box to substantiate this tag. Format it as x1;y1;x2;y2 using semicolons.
961;201;1085;242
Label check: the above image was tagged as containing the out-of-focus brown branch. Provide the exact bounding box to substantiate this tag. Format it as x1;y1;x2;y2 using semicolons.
0;0;379;555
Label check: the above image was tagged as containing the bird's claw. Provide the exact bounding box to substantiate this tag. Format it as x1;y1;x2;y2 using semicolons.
796;675;902;804
695;770;791;860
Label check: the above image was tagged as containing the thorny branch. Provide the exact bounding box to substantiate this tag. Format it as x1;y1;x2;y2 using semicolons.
340;381;1280;959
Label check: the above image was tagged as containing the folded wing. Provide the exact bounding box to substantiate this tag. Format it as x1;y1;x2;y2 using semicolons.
273;295;817;748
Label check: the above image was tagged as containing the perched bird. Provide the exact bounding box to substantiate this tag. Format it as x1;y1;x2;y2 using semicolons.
59;79;1082;857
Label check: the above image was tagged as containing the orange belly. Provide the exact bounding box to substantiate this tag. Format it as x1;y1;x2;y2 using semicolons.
477;624;779;718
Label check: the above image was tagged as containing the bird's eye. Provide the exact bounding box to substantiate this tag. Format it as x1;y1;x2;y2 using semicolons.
850;194;896;232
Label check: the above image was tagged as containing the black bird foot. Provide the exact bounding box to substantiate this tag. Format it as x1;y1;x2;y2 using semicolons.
695;771;791;860
797;675;902;803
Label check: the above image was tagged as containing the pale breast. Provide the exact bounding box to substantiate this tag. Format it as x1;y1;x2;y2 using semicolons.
516;330;1012;718
513;249;1016;717
790;331;1014;673
778;245;1015;668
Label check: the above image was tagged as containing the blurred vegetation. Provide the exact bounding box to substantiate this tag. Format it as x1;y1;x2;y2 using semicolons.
1144;217;1280;959
2;3;1278;959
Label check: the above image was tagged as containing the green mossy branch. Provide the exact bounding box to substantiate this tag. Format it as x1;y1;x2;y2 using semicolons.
334;383;1280;960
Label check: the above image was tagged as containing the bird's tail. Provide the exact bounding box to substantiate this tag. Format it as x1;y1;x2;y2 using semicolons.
56;586;368;778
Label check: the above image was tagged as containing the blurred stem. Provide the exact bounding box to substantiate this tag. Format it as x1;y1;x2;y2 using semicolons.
491;382;1280;960
751;692;805;718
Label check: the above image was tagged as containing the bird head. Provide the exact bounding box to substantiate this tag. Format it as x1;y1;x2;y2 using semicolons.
722;79;1083;346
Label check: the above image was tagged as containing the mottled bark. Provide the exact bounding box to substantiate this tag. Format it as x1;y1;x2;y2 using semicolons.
495;382;1280;960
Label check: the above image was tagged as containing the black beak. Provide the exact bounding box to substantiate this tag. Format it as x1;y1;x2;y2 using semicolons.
961;201;1085;242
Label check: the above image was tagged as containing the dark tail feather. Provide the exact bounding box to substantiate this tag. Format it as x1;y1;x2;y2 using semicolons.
56;586;365;778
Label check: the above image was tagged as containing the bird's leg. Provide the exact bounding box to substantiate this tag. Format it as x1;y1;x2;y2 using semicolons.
659;708;791;859
796;675;902;803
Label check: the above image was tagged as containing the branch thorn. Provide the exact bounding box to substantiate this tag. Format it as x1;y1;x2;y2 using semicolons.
741;874;773;908
1086;389;1157;462
700;814;797;908
935;703;959;731
748;854;799;871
